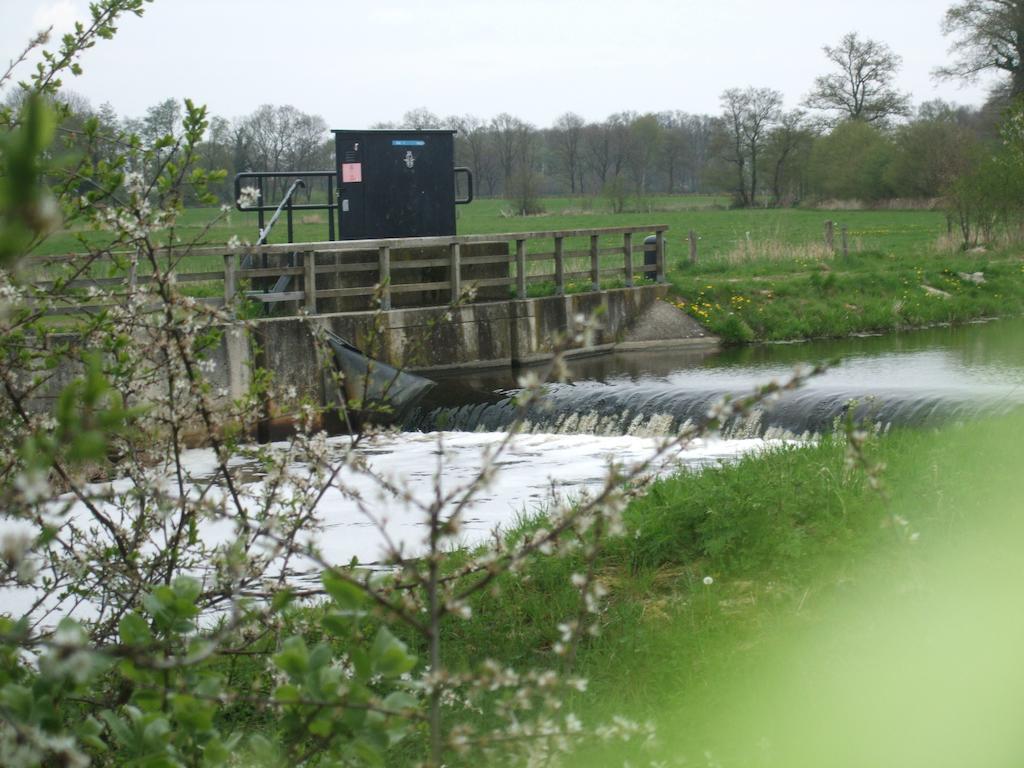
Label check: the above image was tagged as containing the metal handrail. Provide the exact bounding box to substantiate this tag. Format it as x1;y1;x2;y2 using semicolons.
256;178;305;246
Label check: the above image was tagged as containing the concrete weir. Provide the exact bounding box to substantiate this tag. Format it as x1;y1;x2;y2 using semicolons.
231;285;715;409
26;226;719;424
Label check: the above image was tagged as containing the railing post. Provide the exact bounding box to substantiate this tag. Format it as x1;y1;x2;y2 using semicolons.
623;232;633;287
378;245;392;310
655;230;666;283
590;234;600;291
841;225;849;259
689;230;698;264
223;252;236;308
303;251;317;313
554;236;565;295
327;175;336;241
449;242;462;304
824;220;834;251
516;239;527;299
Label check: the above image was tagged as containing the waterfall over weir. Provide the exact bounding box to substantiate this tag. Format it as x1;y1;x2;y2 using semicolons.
408;379;1020;439
407;322;1024;438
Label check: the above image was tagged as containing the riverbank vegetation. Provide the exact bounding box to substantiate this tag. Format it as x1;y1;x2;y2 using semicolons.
391;408;1024;764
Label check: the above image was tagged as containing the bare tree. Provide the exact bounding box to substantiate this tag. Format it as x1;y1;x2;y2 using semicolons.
449;113;499;195
401;107;442;129
285;110;330;171
582;121;612;188
490;112;527;192
765;109;813;205
236;104;329;198
140;97;182;145
719;87;782;206
551;112;586;193
626;113;662;196
804;32;911;124
937;0;1024;97
681;114;716;193
657;111;687;193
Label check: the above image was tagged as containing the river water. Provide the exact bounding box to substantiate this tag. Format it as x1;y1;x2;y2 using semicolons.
208;316;1024;566
6;319;1024;620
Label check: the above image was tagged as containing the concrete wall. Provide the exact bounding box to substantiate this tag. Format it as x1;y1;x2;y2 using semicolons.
25;286;715;420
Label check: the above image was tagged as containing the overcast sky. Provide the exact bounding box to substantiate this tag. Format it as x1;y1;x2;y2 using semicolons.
0;0;1000;127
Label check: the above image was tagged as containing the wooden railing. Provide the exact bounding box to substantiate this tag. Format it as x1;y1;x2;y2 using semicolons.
28;225;669;317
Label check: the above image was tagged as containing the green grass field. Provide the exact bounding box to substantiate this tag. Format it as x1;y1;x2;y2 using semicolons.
28;195;1024;340
33;194;945;260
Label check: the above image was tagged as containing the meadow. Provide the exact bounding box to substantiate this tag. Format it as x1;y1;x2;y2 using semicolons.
29;194;1024;341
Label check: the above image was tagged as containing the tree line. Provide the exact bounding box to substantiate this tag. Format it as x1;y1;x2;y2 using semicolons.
22;1;1024;245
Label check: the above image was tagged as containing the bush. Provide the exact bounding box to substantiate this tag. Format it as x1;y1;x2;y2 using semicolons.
506;168;545;216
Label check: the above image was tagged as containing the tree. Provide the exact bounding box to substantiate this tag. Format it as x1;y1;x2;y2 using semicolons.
938;0;1024;97
763;110;814;205
884;102;977;198
490;112;530;193
625;113;662;196
807;120;896;201
235;104;329;199
804;32;911;125
449;113;499;195
719;87;782;206
400;106;442;129
551;112;585;194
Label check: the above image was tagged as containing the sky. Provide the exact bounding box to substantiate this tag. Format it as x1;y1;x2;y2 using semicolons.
0;0;1001;127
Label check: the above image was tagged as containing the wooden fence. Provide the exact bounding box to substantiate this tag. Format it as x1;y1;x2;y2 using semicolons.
29;226;669;317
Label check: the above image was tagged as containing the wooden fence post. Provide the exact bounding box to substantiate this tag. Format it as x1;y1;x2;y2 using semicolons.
449;242;462;304
824;220;834;251
840;225;849;259
223;252;236;308
515;239;527;299
378;245;391;309
655;230;666;283
623;232;633;287
590;234;600;291
554;236;565;295
688;230;698;264
303;251;317;313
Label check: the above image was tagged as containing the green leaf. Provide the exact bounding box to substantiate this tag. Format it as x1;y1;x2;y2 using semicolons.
308;642;332;673
353;738;385;766
370;627;416;678
272;636;309;678
350;647;372;681
171;575;202;604
321;611;351;636
203;736;230;766
308;717;332;737
322;571;366;610
270;588;294;612
382;691;418;714
273;685;300;704
119;613;152;646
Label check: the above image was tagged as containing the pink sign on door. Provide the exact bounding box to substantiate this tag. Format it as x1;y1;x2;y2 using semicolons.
341;163;362;183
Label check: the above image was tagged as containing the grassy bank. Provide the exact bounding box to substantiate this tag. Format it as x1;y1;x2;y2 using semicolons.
423;410;1024;765
222;408;1022;764
671;248;1024;342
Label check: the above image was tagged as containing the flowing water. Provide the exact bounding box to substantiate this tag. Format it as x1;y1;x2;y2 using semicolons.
6;319;1024;620
413;318;1024;439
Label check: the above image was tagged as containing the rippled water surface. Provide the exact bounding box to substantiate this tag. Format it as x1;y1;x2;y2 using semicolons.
414;318;1024;437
